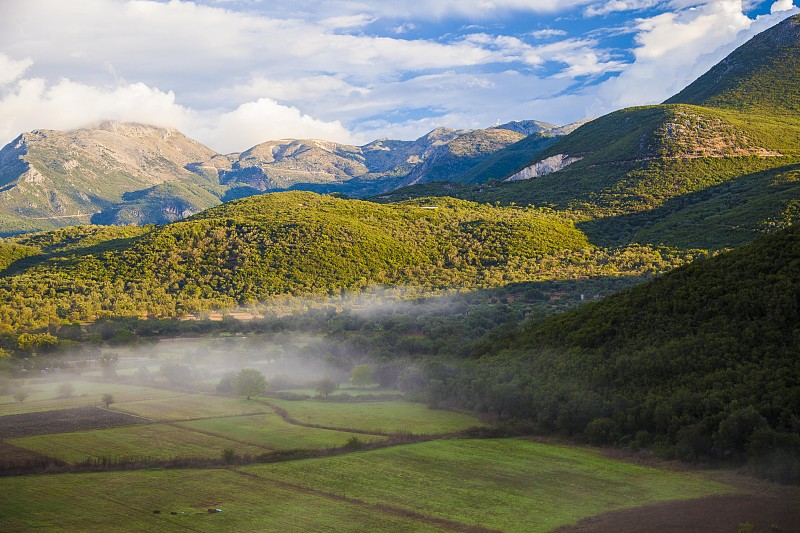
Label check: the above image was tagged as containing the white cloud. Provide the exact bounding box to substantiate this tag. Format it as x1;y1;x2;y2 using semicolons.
294;0;596;19
0;54;32;86
0;74;354;153
0;77;196;148
586;0;798;115
320;14;377;29
584;0;662;17
530;28;568;38
772;0;796;13
203;98;354;151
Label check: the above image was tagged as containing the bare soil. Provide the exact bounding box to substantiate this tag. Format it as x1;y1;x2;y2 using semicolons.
554;469;800;533
0;406;148;438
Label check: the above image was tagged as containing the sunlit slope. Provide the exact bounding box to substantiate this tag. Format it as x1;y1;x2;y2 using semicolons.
0;122;221;234
666;14;800;114
0;191;589;329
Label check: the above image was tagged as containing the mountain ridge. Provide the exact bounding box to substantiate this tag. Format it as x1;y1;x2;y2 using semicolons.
0;119;579;233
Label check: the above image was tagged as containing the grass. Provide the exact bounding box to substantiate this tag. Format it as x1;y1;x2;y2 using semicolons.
246;438;734;532
9;423;269;463
112;394;269;421
0;439;735;532
267;398;485;434
0;381;178;415
0;468;442;532
178;413;385;450
271;386;401;398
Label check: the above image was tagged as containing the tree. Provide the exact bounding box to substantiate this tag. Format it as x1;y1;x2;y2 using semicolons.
351;365;373;389
99;352;119;378
315;377;337;398
216;372;236;394
13;389;28;403
17;332;58;354
235;368;266;400
57;382;74;399
101;393;114;408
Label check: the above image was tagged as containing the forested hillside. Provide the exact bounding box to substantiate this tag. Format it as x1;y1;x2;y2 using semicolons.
421;225;800;481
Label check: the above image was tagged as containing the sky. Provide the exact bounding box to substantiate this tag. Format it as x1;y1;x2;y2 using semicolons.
0;0;797;153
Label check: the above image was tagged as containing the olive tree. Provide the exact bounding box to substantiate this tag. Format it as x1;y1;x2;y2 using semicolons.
235;368;267;400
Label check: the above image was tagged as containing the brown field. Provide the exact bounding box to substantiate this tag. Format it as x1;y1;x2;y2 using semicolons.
0;406;147;439
555;492;800;533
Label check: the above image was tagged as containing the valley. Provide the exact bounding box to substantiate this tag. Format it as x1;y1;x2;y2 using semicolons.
0;10;799;533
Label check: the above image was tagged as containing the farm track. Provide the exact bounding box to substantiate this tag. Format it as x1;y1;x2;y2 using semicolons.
231;468;501;533
257;399;394;436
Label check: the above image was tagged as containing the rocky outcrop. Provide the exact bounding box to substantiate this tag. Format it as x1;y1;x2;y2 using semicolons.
505;154;582;181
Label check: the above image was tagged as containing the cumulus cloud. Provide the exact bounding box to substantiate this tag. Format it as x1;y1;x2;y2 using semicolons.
203;98;354;151
0;53;32;86
0;77;195;149
0;73;354;153
586;1;799;115
772;0;796;12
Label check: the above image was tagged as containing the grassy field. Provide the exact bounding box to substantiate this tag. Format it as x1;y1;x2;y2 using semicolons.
0;468;444;532
267;398;485;434
9;423;270;462
112;394;269;421
0;439;734;532
0;381;178;415
271;387;401;398
179;413;385;450
247;438;733;532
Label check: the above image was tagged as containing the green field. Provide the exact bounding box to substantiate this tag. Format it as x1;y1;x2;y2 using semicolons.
0;468;444;532
267;398;485;434
0;381;178;415
248;439;733;532
0;439;734;532
112;394;269;421
9;423;269;462
272;386;401;398
179;413;385;450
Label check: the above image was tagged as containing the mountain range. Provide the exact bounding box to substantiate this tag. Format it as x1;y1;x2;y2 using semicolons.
0;118;576;234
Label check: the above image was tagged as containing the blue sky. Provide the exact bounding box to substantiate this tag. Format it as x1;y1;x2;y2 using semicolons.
0;0;797;152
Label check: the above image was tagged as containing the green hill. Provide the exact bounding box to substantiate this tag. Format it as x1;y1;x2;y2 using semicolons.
441;224;800;479
0;191;599;330
666;14;800;114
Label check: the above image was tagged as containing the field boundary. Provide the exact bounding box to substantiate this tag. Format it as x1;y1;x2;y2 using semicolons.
258;399;395;436
232;468;502;533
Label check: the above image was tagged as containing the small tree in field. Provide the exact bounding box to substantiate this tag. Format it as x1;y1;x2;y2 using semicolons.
235;369;266;400
351;365;373;389
101;393;114;408
57;382;74;399
315;377;337;398
13;389;28;403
